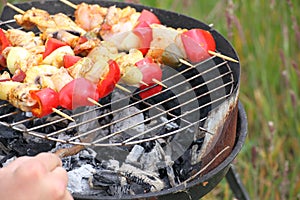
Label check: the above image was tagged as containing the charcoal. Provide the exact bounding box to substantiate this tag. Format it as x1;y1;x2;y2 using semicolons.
67;164;99;195
125;145;144;167
92;169;123;187
9;137;55;156
0;125;20;140
0;100;15;117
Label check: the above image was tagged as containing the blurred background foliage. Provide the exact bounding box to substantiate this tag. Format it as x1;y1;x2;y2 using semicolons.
1;0;300;199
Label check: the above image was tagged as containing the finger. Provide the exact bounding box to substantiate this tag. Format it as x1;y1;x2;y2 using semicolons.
63;190;74;200
51;166;68;186
3;156;31;172
43;167;69;199
35;152;62;172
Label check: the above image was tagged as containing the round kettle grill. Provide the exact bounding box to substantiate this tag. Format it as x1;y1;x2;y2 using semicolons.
0;0;248;199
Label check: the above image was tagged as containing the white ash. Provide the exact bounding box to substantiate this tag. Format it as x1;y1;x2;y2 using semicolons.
125;145;144;166
140;142;164;172
160;116;179;130
111;106;145;138
67;164;98;195
119;163;165;192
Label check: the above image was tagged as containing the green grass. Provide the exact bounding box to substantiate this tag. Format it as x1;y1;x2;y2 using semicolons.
1;0;300;199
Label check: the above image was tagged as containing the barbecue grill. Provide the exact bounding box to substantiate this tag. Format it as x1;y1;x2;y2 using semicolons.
0;0;249;199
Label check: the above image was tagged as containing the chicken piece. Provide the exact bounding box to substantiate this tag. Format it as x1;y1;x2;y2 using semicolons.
87;41;119;63
50;67;73;91
51;13;86;35
67;57;94;80
5;29;44;50
4;46;43;74
147;24;186;62
14;8;53;31
0;81;22;101
75;3;108;31
9;82;40;112
115;49;144;86
100;6;140;41
73;37;101;56
116;49;143;73
49;30;80;48
14;8;86;37
24;65;59;90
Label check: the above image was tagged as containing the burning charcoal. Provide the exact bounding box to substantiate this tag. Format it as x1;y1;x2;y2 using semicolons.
140;142;164;172
67;164;99;195
141;141;156;153
119;163;165;193
173;151;194;182
0;125;20;140
100;159;120;171
125;145;144;167
92;169;124;187
107;185;131;197
110;106;145;142
91;168;129;197
9;137;55;156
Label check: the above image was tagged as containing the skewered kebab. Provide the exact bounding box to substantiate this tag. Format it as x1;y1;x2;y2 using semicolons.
59;0;238;65
5;4;170;90
1;0;238;119
7;4;157;90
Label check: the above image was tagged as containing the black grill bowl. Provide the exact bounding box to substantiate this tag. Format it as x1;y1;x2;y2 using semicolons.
0;1;246;199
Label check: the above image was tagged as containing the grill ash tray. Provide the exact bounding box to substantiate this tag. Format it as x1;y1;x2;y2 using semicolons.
0;0;245;199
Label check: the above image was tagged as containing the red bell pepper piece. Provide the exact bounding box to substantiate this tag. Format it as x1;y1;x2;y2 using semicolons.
135;57;162;85
63;55;82;68
137;9;161;25
30;88;60;118
133;21;153;55
181;29;216;63
0;28;11;68
43;38;68;59
135;57;163;99
0;28;11;53
132;10;161;56
139;84;163;99
97;60;121;98
59;78;99;110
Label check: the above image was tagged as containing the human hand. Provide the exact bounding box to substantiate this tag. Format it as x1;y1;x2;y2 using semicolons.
0;152;73;200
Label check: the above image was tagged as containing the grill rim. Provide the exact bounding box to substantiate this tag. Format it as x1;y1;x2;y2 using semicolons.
0;1;245;199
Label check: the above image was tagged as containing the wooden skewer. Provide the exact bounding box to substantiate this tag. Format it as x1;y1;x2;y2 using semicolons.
115;84;131;93
6;2;25;14
208;50;239;63
179;58;195;68
152;78;167;88
52;108;75;122
59;0;78;9
87;97;102;107
54;144;85;158
139;80;149;86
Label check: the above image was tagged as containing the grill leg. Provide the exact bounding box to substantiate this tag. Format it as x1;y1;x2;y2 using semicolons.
225;164;250;200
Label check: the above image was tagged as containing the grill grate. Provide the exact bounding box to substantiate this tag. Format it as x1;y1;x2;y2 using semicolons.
0;5;235;148
0;54;234;147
